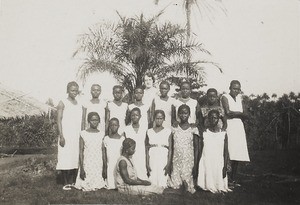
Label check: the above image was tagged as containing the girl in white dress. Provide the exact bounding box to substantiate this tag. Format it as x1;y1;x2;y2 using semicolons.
75;112;106;191
56;81;82;190
103;118;125;189
82;84;107;132
173;81;200;127
106;85;128;135
221;80;250;185
124;107;148;180
127;87;151;129
143;72;158;108
146;110;172;187
151;81;176;128
197;110;231;193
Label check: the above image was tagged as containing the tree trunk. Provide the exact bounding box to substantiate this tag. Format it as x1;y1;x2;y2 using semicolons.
185;0;192;77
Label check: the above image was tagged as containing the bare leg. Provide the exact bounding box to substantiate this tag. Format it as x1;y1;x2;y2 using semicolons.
62;170;69;185
230;160;239;182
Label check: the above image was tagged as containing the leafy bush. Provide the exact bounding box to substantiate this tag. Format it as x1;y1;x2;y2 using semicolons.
0;114;57;148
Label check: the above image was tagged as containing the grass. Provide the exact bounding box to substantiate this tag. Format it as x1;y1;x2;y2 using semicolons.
0;148;300;205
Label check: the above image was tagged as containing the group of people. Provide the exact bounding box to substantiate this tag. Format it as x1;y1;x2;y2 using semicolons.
56;72;250;195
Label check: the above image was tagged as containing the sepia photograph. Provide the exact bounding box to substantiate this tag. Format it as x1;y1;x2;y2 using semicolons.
0;0;299;204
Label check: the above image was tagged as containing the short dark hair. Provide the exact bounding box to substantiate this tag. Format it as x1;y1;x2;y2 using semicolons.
207;88;218;95
87;112;100;122
159;81;170;89
229;80;241;89
154;110;165;120
121;138;136;155
113;85;124;92
178;104;190;115
208;109;220;118
131;107;141;115
66;81;79;93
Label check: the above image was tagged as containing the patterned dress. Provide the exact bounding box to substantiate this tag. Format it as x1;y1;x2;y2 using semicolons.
103;135;125;189
222;94;250;161
124;124;148;180
167;126;199;193
56;98;82;170
74;130;106;191
147;128;171;187
115;156;164;195
107;101;128;135
197;130;231;193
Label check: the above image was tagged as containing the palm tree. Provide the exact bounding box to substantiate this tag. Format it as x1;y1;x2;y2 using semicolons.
154;0;224;77
74;12;210;101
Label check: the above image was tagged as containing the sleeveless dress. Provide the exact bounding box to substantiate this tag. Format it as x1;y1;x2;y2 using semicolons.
153;96;176;128
143;87;158;108
107;101;128;135
147;128;171;187
197;130;231;193
74;130;106;191
128;103;150;129
167;126;199;193
124;124;148;180
175;98;198;124
222;94;250;161
56;98;82;170
83;99;106;131
114;156;164;195
103;135;125;189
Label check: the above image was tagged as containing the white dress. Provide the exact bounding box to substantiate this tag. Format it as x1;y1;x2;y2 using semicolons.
197;130;231;193
222;94;250;161
147;128;171;187
128;103;150;129
175;98;198;124
56;98;82;170
83;99;107;132
143;87;158;108
124;124;148;180
107;101;128;135
153;96;176;128
74;130;106;191
103;135;125;189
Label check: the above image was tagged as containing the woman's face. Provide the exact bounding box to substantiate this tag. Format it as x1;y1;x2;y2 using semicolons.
68;86;79;99
91;85;101;98
230;83;241;97
131;110;141;124
144;75;153;89
89;115;100;129
109;120;119;133
154;112;165;127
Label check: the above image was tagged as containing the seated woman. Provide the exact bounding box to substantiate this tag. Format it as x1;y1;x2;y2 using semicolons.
114;138;164;195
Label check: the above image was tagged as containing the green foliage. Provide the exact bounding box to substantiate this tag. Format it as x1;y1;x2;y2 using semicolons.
0;114;57;148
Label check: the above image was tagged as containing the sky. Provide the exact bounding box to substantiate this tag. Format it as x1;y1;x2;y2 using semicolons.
0;0;299;104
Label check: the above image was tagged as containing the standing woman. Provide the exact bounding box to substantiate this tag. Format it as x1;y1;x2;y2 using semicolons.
56;81;83;190
221;80;250;185
143;72;158;108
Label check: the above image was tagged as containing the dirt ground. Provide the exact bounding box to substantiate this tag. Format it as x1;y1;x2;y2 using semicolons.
0;148;300;205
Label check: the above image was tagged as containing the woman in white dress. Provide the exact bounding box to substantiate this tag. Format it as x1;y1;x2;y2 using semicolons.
74;112;106;191
103;118;125;189
221;80;250;185
151;81;176;129
143;72;158;108
197;110;231;193
146;110;172;187
124;107;148;180
56;81;82;190
106;85;128;135
82;84;107;131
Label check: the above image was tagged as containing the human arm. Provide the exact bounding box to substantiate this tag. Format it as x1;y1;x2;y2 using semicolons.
79;136;86;180
171;104;179;127
223;134;229;178
81;107;87;131
145;132;151;177
125;108;131;126
198;108;205;132
221;95;244;119
57;101;65;147
164;133;173;176
119;160;151;186
105;105;110;136
220;115;228;131
102;139;107;180
192;133;200;179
